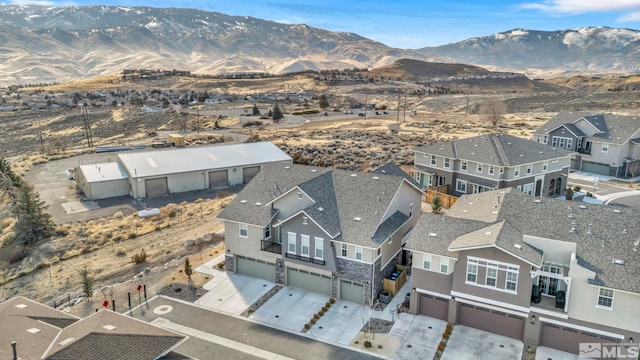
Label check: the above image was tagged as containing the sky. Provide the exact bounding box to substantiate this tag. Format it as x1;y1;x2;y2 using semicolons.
5;0;640;48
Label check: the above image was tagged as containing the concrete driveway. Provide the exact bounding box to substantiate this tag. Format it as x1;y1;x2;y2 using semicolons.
389;314;447;360
442;325;523;360
250;286;330;333
307;299;369;345
195;271;275;316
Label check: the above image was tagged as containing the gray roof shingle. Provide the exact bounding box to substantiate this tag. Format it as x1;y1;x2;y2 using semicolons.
413;133;573;166
219;164;418;247
535;112;640;145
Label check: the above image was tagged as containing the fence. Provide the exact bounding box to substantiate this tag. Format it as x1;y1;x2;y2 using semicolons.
50;294;72;309
426;186;458;209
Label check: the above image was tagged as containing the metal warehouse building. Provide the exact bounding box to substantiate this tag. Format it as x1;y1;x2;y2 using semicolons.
76;162;129;200
76;141;292;200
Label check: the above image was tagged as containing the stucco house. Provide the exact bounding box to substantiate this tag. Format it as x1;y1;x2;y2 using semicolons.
412;133;574;197
533;112;640;178
405;188;640;355
217;163;423;305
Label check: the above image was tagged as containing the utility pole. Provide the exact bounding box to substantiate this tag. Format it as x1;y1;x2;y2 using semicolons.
82;107;93;148
38;117;44;154
466;94;470;116
403;88;407;123
196;104;200;134
397;90;401;122
364;93;368;120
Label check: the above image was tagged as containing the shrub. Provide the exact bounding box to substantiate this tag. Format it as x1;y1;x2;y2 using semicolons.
325;301;331;307
586;192;593;197
329;298;336;304
322;306;328;312
131;248;147;264
128;232;137;239
431;195;443;214
573;185;582;192
319;310;325;316
310;318;316;324
9;245;28;264
242;120;263;128
364;341;372;348
442;332;450;339
438;341;446;352
565;187;574;200
304;323;311;329
217;262;225;269
115;247;127;256
445;323;453;333
313;313;320;320
55;225;69;236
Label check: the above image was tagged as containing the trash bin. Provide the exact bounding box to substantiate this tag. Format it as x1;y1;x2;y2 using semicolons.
405;292;411;304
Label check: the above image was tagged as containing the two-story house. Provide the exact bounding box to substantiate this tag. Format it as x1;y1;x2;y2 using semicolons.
533;112;640;178
217;163;423;306
405;188;640;355
412;133;574;197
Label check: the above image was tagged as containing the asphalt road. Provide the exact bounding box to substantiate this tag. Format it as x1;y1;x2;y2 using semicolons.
132;296;382;360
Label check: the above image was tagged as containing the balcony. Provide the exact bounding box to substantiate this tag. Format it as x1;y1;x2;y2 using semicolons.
578;148;591;155
285;252;325;265
261;240;281;254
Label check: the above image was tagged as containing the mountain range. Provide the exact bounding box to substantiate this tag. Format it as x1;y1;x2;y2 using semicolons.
0;5;639;85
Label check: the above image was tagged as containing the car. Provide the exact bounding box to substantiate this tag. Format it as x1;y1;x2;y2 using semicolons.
383;111;389;115
358;112;365;117
323;111;328;116
375;111;381;115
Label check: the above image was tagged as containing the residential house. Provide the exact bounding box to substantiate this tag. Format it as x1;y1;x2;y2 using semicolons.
405;188;640;355
533;112;640;177
412;133;574;197
0;296;186;360
217;163;423;305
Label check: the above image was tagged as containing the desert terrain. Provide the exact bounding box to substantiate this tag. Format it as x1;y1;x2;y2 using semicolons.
2;69;640;315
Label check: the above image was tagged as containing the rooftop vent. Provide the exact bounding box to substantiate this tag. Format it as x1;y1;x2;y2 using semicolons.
353;217;362;222
462;210;467;213
254;202;262;206
59;338;75;346
372;176;380;180
613;259;625;265
579;205;587;209
240;200;247;204
311;169;317;173
492;211;498;214
519;154;524;157
428;232;438;237
570;227;576;233
15;304;28;309
484;231;492;236
613;209;622;214
27;328;42;334
534;199;542;203
350;174;358;178
318;207;324;212
514;244;522;249
103;325;117;331
284;166;291;170
381;170;387;174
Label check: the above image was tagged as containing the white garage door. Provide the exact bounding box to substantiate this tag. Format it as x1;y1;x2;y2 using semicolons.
236;256;276;282
339;279;364;304
145;177;168;198
243;166;260;184
287;267;332;296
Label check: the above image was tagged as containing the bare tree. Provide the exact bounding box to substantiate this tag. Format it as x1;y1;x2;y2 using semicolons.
479;99;507;128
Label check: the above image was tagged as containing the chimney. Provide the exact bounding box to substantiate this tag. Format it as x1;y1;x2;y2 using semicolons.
12;341;17;360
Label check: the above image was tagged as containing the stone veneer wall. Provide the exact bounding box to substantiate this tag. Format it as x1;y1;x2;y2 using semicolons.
224;254;234;273
335;257;374;304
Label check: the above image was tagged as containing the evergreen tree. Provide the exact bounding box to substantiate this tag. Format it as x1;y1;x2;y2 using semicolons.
79;266;94;301
267;109;273;118
319;94;329;109
13;183;54;245
431;195;443;214
252;103;260;116
272;102;284;122
185;257;193;280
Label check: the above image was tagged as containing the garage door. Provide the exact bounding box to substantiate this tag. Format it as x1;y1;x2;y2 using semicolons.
287;267;332;296
236;256;276;282
419;293;449;321
340;279;364;304
208;170;228;188
145;177;169;198
458;303;524;339
540;322;619;355
243;166;260;184
581;161;610;176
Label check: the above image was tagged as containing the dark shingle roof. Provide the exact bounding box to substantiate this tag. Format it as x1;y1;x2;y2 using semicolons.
535;112;640;145
372;211;409;243
219;164;418;247
46;332;184;360
30;316;78;329
413;133;573;166
373;162;421;188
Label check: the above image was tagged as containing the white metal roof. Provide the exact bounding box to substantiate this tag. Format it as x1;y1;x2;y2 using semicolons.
117;141;292;178
79;162;128;183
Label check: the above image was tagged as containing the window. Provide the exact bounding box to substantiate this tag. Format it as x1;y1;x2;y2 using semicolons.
488;166;494;175
597;288;614;309
287;232;296;253
543;135;548;144
552;158;558;163
264;224;271;239
506;270;518;291
297;191;303;200
523;183;534;195
355;246;363;260
302;216;308;225
535;135;541;143
543;161;548;172
341;243;348;257
301;235;310;256
431;155;437;165
440;258;449;273
526;164;532;175
461;161;468;171
409;203;414;218
239;223;248;238
315;238;324;259
444;158;451;168
566;138;573;149
602;143;609;153
466;260;478;283
456;179;468;193
499;167;504;174
486;264;498;287
551;137;558;147
514;166;520;177
477;163;483;173
423;254;431;270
